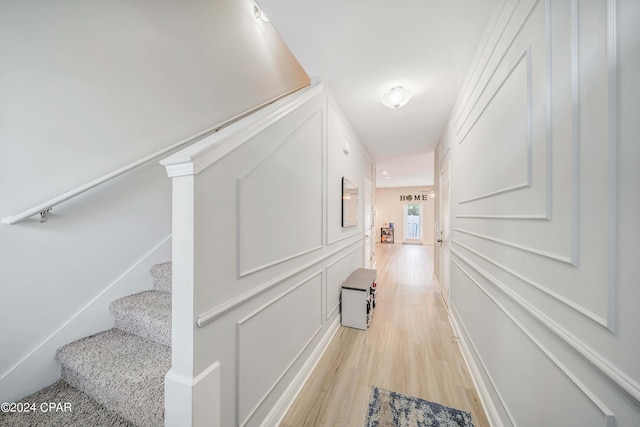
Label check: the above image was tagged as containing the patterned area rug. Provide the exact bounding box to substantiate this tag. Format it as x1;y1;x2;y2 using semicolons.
365;386;475;427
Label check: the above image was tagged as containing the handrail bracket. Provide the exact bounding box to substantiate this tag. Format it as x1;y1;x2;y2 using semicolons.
40;208;52;223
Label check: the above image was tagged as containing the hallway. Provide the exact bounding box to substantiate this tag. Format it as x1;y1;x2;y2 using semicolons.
280;243;488;426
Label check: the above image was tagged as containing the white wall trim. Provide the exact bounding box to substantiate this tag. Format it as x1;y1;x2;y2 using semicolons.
451;251;640;406
327;232;363;247
452;239;607;327
165;361;221;427
605;0;618;333
544;0;553;221
449;303;511;427
237;245;323;279
236;109;324;278
161;84;323;178
570;0;581;269
456;214;548;219
237;271;323;427
455;0;541;136
453;0;515;129
453;228;572;264
260;316;341;427
324;242;364;321
197;237;362;327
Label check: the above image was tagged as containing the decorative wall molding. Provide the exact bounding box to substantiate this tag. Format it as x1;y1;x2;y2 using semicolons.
260;317;341;427
325;243;364;321
455;0;540;135
452;239;606;326
161;84;323;178
568;0;618;325
237;109;324;278
451;251;640;406
327;232;363;247
197;237;363;327
449;304;514;427
236;271;323;426
237;246;323;279
453;0;518;130
457;47;532;205
456;214;548;219
451;257;617;424
570;0;581;268
453;228;572;264
606;0;618;332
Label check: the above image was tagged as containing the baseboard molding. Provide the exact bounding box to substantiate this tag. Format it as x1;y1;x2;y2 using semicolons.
448;303;505;427
165;360;221;427
260;316;341;427
0;235;172;403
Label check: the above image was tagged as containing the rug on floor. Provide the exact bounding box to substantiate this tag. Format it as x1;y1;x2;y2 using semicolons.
365;386;475;427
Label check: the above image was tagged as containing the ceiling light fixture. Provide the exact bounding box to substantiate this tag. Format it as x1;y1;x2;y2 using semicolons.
381;86;412;109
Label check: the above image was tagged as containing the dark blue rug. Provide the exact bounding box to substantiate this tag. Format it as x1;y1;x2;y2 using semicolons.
365;386;475;427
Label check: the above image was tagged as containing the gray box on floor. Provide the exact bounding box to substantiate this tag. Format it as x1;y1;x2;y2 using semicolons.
341;268;377;330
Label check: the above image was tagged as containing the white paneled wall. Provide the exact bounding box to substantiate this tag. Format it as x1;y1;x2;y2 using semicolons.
440;0;640;425
161;83;373;426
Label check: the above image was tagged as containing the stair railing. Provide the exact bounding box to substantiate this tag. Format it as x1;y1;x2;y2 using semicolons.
1;84;308;225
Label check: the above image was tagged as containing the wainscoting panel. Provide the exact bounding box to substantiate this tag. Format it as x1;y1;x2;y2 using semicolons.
162;84;375;426
458;48;531;205
437;0;640;425
325;244;364;321
451;0;615;324
237;110;323;277
237;272;322;426
451;260;615;427
454;0;573;261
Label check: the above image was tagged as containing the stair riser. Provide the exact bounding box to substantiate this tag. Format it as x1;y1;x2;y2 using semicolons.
61;366;164;427
55;329;170;427
113;315;171;348
150;262;172;293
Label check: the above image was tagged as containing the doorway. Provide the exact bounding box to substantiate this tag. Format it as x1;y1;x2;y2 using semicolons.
438;158;451;306
364;177;374;268
404;203;422;241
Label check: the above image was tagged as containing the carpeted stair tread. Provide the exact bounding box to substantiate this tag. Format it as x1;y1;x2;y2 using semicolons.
150;262;172;293
0;380;134;427
110;290;171;347
55;329;170;427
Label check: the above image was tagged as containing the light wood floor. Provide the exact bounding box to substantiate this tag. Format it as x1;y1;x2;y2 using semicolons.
280;243;489;427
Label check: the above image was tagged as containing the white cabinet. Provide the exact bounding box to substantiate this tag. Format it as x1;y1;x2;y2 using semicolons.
341;268;377;330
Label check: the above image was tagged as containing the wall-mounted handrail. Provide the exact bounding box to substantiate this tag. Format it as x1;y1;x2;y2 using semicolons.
1;83;310;225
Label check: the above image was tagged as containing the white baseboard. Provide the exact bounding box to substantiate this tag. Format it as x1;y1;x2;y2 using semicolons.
165;360;221;427
448;304;504;427
261;316;341;427
0;236;172;403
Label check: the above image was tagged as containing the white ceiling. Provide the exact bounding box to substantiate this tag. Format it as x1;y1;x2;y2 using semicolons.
258;0;501;187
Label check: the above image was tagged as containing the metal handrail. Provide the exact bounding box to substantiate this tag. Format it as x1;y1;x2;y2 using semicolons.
1;84;309;225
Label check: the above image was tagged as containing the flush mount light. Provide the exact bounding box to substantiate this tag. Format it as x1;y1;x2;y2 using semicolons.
381;86;412;109
253;5;269;21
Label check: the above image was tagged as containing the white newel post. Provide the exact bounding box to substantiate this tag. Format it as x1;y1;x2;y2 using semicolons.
161;166;221;427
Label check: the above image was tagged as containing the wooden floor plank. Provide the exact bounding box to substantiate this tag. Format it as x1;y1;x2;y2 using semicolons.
280;243;489;427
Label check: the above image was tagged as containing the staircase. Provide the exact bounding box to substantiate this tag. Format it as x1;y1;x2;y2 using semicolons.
0;262;173;427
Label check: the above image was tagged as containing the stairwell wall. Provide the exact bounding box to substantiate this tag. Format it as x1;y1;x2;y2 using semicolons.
0;0;309;402
440;0;640;425
161;83;374;427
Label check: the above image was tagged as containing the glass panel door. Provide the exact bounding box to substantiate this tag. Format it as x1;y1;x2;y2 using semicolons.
404;203;422;240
